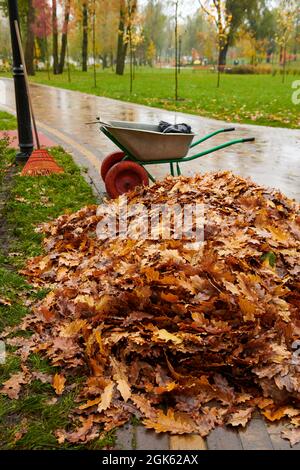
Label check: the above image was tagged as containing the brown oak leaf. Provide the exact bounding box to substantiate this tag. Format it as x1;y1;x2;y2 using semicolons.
143;408;197;434
111;358;131;402
281;428;300;447
97;381;115;412
1;372;29;399
227;408;253;427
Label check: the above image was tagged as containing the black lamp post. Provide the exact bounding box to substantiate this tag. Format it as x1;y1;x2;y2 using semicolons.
7;0;33;161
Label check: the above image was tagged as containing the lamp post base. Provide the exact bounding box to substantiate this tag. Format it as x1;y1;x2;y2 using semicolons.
15;151;31;162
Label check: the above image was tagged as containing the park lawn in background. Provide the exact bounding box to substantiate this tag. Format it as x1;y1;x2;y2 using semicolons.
0;138;116;449
0;110;17;130
1;68;298;129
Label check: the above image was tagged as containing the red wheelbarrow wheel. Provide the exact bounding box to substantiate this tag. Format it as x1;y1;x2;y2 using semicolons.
105;161;149;199
101;151;125;181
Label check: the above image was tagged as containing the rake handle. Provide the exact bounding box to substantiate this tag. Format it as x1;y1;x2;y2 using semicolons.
14;20;40;150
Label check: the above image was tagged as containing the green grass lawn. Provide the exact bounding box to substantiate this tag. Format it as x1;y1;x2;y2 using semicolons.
0;132;118;449
0;110;17;130
1;67;298;129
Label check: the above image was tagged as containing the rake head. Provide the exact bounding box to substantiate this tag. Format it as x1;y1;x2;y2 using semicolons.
21;149;64;176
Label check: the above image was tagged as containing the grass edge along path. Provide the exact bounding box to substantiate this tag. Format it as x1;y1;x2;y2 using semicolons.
0;137;117;449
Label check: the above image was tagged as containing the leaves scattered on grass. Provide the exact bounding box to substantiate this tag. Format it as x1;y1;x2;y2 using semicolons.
0;141;108;449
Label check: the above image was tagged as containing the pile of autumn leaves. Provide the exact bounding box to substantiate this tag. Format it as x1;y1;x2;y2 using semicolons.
2;171;300;446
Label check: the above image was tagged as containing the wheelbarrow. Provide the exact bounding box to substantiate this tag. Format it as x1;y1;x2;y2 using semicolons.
97;119;255;199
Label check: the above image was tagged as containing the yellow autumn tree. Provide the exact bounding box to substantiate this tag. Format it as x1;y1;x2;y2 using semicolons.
199;0;232;87
146;39;156;66
276;0;298;82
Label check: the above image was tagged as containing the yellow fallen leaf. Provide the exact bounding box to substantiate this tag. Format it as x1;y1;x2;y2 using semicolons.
262;406;300;422
256;398;274;409
38;256;51;272
238;297;257;321
131;394;157;419
161;292;179;303
57;267;69;281
111;358;131;402
74;295;94;307
79;396;102;410
154;382;177;394
97;381;115;412
270;344;291;363
235;393;253;404
223;281;240;296
154;329;182;345
95;328;104;354
95;294;114;312
227;408;253;427
52;373;66;395
272;298;291;322
191;312;205;323
143;408;197;434
142;267;160;282
267;226;289;243
60;319;87;337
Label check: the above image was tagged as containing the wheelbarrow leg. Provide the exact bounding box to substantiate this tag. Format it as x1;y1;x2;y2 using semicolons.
170;162;175;176
176;162;181;176
139;163;156;183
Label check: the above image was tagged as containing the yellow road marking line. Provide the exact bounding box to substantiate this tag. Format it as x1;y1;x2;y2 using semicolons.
36;120;100;170
0;102;100;170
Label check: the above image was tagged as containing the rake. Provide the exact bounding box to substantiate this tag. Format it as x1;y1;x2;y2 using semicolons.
14;20;63;177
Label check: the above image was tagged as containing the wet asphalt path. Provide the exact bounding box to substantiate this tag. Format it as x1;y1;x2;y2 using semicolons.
0;78;299;200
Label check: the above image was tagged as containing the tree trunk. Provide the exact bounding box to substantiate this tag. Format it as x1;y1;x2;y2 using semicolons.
116;2;127;75
218;43;229;68
101;54;108;69
58;0;71;74
82;1;88;72
110;52;114;70
279;45;283;64
92;0;96;87
52;0;59;74
174;0;178;100
25;0;35;76
282;45;286;84
129;33;133;93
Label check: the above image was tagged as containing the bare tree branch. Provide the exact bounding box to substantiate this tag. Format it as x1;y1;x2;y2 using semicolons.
198;0;218;28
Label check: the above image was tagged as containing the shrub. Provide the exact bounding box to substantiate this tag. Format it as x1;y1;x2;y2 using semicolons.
0;63;11;73
225;65;255;74
224;64;300;75
254;65;272;74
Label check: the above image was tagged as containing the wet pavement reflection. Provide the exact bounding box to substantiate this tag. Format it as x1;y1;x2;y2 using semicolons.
1;78;299;200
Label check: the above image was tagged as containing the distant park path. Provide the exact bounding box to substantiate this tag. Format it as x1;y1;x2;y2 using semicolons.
0;77;299;200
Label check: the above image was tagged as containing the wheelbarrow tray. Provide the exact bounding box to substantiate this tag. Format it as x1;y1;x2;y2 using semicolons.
103;121;195;162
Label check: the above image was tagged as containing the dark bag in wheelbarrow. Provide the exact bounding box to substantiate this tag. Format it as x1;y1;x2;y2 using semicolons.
159;121;192;134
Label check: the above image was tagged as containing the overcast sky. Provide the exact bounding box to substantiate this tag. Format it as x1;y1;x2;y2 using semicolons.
138;0;280;18
139;0;200;19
